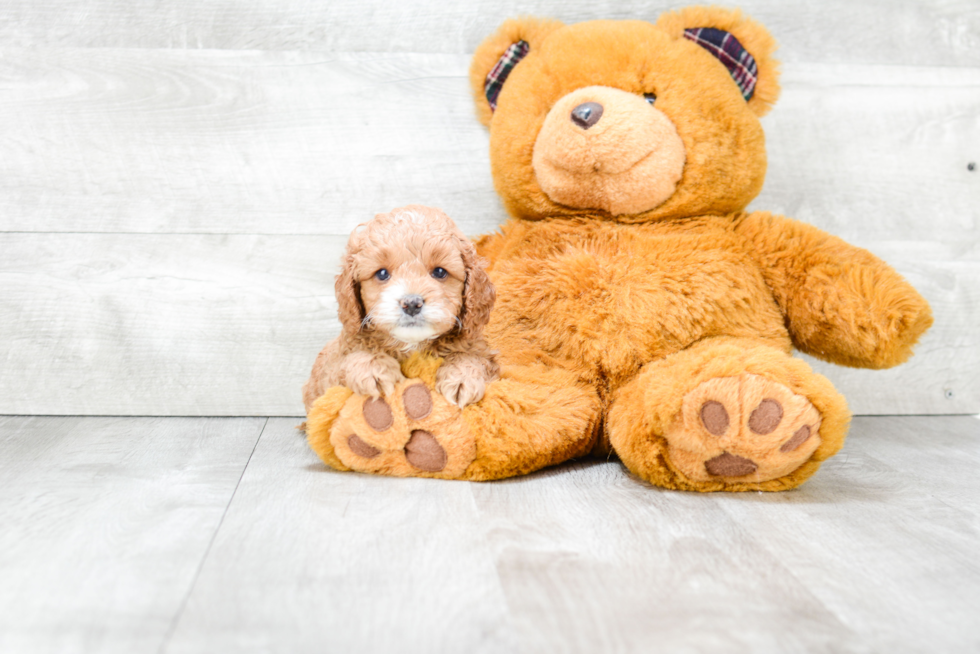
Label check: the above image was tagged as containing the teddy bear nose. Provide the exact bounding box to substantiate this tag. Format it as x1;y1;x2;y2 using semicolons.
570;102;603;129
400;295;424;316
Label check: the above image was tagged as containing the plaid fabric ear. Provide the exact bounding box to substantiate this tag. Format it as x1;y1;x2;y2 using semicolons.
684;27;758;101
484;40;529;111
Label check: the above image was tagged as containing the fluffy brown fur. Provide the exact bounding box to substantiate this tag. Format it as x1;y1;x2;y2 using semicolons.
302;206;499;413
306;7;932;491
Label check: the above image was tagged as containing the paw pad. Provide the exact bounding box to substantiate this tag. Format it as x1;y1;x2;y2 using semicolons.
327;379;476;478
403;383;433;420
747;398;783;434
405;430;447;472
362;397;393;431
348;434;380;459
781;425;812;452
700;401;730;435
704;452;757;477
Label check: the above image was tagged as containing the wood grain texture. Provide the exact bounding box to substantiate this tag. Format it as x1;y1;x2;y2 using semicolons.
0;233;974;416
1;416;976;653
154;415;979;653
0;233;345;416
467;415;980;653
715;416;980;653
0;416;265;654
0;0;977;66
750;64;980;246
163;418;518;654
0;51;976;242
0;50;496;236
0;16;976;416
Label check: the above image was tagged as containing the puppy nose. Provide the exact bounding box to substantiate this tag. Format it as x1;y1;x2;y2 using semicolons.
570;102;603;129
400;295;424;317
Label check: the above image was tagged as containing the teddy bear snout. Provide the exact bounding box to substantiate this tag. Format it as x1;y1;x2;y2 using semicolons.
532;85;687;216
570;102;603;129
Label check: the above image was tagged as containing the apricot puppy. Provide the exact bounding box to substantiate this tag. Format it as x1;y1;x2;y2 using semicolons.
303;206;499;412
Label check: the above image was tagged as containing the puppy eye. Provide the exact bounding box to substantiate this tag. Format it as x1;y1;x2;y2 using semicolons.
644;93;656;105
431;267;448;280
374;269;390;281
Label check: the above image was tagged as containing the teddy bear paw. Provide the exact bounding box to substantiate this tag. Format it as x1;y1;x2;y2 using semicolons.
664;373;823;483
328;380;476;478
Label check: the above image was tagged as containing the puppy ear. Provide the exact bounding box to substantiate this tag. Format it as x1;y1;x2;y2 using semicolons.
334;253;365;335
459;244;496;340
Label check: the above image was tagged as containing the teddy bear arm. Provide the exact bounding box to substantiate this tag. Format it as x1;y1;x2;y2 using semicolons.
734;212;933;369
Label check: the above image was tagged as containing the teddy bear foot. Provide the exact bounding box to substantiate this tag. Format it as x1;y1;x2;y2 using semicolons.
307;356;604;481
325;380;477;479
607;337;851;491
665;373;822;483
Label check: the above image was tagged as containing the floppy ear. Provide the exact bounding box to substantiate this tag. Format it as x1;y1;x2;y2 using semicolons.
334;252;365;336
656;6;781;116
458;243;496;340
469;17;563;127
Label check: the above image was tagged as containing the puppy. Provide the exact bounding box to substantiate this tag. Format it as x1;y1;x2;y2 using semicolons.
302;205;499;414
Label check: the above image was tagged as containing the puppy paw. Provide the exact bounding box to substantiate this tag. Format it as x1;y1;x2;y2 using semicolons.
435;356;491;408
435;376;486;408
343;352;405;397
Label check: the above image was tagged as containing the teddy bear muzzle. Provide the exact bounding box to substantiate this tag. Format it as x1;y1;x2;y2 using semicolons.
532;85;686;216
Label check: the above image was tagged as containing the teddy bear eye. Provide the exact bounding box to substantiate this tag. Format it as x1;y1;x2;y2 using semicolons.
374;268;390;281
644;93;657;105
431;267;449;280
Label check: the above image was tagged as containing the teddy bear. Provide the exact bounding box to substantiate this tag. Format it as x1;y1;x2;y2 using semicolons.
305;6;933;491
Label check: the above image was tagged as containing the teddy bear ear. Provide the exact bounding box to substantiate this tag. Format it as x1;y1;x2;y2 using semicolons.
469;17;564;126
656;6;781;116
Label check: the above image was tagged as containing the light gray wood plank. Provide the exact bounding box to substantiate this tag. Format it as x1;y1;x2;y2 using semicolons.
750;64;980;247
155;415;979;653
0;50;497;237
0;416;265;654
1;416;976;652
475;462;861;654
468;416;980;653
0;0;976;67
0;45;975;416
0;233;975;416
0;233;345;416
0;52;976;243
163;418;517;654
714;416;980;653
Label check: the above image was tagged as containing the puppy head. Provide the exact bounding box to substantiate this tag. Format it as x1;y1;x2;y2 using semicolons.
335;205;495;346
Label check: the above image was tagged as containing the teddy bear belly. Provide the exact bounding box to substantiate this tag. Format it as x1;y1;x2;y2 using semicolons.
483;229;791;390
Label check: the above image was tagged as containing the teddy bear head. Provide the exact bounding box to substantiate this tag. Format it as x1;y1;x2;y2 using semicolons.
469;6;781;223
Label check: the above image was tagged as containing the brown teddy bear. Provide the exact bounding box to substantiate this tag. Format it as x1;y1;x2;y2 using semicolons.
306;6;933;491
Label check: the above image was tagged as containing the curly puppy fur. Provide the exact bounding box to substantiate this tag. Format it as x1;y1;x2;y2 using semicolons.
303;205;499;412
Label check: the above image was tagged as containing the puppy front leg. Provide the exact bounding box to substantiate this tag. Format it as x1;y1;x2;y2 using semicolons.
342;351;405;398
436;353;496;408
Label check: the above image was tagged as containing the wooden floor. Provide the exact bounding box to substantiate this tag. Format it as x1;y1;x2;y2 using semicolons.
1;414;978;653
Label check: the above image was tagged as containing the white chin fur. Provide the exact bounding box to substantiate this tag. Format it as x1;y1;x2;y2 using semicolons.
391;324;439;344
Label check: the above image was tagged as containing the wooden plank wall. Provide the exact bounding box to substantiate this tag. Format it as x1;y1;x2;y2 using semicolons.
0;1;977;416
